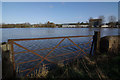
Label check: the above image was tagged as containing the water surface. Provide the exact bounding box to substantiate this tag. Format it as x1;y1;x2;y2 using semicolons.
1;28;119;76
1;28;119;42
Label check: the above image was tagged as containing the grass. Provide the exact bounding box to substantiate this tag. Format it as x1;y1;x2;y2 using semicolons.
2;47;120;80
96;52;120;80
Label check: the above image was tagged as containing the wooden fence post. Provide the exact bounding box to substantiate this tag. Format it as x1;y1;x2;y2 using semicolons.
9;40;16;78
90;31;100;55
94;31;100;53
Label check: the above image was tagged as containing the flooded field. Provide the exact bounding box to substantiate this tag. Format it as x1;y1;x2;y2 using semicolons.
1;28;119;76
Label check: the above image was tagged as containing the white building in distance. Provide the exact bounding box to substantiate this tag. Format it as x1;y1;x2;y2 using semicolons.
62;25;76;28
101;25;109;28
62;23;89;28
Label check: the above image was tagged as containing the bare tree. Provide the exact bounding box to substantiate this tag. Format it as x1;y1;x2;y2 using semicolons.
108;16;116;23
108;16;116;27
99;15;105;24
89;17;93;20
88;17;93;28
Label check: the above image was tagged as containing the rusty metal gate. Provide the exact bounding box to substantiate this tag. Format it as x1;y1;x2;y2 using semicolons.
8;35;93;77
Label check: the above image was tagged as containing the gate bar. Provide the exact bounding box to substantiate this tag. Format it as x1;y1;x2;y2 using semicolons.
8;35;93;41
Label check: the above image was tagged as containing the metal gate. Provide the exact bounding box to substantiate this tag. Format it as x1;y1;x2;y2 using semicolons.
8;35;93;77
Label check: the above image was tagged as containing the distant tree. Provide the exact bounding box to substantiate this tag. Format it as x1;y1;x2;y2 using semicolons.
81;22;84;25
99;15;105;24
86;21;89;24
77;22;80;24
38;22;43;27
88;17;93;28
24;22;31;28
108;16;116;28
88;17;93;27
89;17;93;20
75;22;80;27
47;21;50;24
108;16;116;23
45;21;56;27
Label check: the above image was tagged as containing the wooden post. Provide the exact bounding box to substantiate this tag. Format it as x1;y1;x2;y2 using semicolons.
94;31;100;54
9;40;16;77
90;31;100;55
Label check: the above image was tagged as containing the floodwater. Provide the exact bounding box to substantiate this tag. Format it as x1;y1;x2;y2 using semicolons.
1;28;119;42
1;28;119;76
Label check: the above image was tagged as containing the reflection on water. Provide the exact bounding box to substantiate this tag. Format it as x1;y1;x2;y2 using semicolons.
1;28;119;42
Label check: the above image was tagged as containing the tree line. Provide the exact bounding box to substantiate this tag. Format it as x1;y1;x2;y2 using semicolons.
1;15;120;28
1;21;56;28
